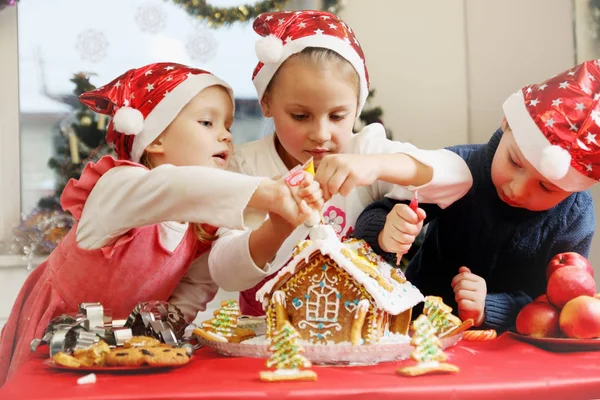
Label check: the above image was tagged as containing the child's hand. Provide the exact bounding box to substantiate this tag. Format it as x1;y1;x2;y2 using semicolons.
315;154;381;200
251;179;310;226
451;266;487;326
270;172;324;229
259;172;323;228
294;172;324;214
377;203;426;254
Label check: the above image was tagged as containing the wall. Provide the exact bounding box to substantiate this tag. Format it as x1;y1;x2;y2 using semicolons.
0;5;20;242
340;0;469;148
465;0;575;143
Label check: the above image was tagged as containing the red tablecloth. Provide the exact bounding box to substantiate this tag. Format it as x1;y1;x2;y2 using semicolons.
1;334;600;400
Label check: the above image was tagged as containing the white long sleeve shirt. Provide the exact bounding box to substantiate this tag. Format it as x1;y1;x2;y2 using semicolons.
77;162;265;319
195;123;473;293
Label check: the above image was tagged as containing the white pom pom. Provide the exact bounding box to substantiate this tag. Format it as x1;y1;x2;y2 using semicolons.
255;34;284;64
540;145;571;180
112;107;144;135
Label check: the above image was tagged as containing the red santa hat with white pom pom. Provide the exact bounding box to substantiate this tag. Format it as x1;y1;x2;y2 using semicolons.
251;10;370;114
79;62;233;163
503;59;600;191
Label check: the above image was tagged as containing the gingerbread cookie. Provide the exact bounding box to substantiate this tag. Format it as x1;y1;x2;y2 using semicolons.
259;370;317;382
124;335;161;348
397;362;460;377
229;327;256;343
105;348;145;367
141;347;190;366
397;315;459;377
193;327;228;343
440;319;474;338
73;340;110;367
52;352;81;368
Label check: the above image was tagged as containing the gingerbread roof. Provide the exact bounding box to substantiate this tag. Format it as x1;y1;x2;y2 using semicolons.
256;225;424;315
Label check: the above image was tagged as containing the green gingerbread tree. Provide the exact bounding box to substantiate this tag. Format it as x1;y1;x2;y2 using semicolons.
410;314;447;364
210;300;241;339
260;321;317;381
266;321;311;370
423;296;460;336
397;314;459;376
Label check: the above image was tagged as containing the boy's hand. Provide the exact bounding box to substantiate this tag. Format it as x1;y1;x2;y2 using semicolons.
377;203;426;254
315;154;382;200
451;266;487;326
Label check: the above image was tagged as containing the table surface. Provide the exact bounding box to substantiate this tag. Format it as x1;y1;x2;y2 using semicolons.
2;334;600;400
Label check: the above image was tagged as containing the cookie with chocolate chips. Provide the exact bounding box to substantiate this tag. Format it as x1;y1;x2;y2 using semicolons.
140;346;190;366
105;347;145;367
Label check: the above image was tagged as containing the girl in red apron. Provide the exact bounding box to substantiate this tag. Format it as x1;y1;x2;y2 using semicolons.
0;62;323;385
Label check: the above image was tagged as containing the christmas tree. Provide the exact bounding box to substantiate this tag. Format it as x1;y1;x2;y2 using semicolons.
11;73;112;261
410;314;447;363
423;296;461;337
209;300;241;339
260;321;317;382
397;314;459;376
39;73;113;209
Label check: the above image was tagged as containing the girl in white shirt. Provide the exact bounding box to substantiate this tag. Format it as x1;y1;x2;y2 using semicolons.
170;11;473;316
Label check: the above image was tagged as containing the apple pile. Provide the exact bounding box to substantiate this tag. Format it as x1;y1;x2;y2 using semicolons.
516;252;600;339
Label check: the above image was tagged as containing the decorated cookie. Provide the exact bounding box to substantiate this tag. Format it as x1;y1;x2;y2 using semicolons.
397;315;459;377
193;327;228;343
260;321;317;382
124;335;161;348
194;300;253;343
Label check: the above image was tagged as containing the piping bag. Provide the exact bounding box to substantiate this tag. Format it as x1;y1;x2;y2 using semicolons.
283;157;322;227
267;159;323;273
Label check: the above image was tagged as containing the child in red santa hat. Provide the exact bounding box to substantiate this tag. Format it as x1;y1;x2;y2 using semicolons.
169;10;473;317
355;60;599;332
0;62;323;385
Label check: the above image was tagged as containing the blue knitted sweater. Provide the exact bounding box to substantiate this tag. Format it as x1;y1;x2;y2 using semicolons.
354;129;596;331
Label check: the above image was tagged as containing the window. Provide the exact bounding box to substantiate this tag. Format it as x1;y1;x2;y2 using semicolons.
1;0;272;247
306;282;340;322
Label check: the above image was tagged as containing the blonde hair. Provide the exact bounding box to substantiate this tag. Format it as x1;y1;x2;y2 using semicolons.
139;152;218;242
265;47;360;104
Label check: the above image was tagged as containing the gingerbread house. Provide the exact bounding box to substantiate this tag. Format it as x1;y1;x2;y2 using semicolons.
256;225;424;345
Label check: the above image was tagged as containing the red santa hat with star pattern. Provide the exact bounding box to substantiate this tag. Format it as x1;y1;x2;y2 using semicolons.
251;10;370;114
503;60;600;192
79;62;233;163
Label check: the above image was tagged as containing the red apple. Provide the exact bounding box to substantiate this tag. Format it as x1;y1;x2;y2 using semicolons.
547;266;597;309
534;294;549;304
547;252;594;281
516;302;561;338
559;296;600;339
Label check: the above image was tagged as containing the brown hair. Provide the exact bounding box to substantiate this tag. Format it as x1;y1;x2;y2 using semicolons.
140;152;218;242
264;47;360;105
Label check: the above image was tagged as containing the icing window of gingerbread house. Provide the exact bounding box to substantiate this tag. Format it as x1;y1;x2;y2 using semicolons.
306;266;340;322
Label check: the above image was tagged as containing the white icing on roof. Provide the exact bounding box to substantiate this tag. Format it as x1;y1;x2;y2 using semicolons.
256;225;424;315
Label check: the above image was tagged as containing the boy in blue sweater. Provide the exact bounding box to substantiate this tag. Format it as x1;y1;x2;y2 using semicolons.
354;60;599;332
